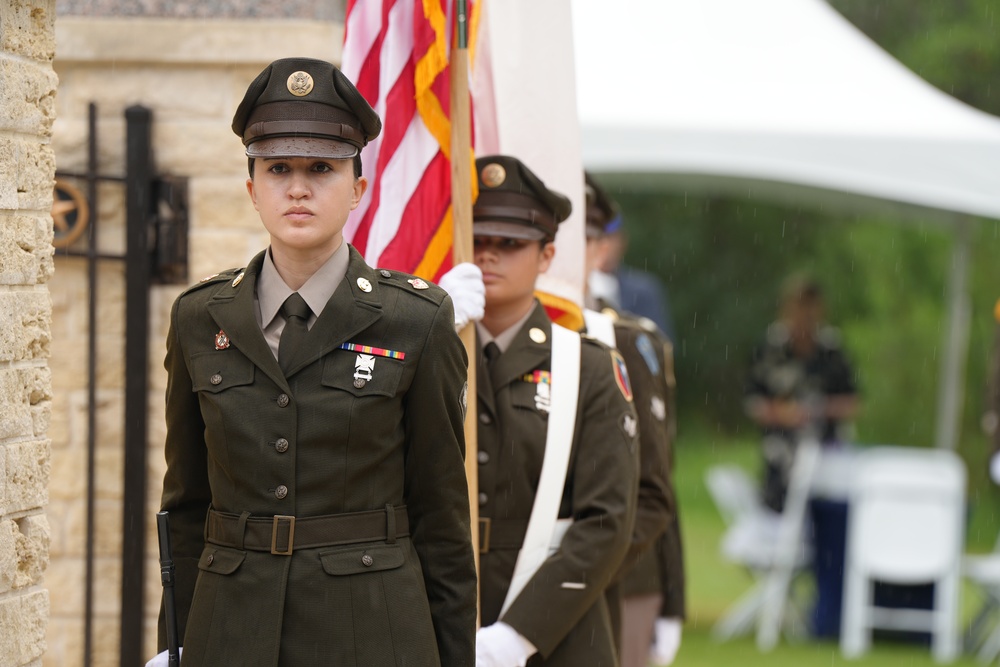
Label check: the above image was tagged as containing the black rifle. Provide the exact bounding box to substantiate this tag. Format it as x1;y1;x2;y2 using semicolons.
156;511;181;666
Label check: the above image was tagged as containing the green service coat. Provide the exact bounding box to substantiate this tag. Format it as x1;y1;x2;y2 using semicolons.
614;314;686;619
158;247;476;666
476;302;639;666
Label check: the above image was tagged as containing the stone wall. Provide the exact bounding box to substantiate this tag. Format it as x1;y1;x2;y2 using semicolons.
0;1;57;666
47;17;343;666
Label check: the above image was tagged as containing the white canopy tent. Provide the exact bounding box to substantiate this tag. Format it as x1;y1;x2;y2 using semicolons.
571;0;1000;450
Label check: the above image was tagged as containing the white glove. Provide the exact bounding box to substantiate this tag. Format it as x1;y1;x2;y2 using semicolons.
145;648;182;667
439;263;485;329
476;622;537;667
649;617;682;666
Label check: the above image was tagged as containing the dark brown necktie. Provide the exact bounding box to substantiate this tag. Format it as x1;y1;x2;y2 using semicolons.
279;292;310;375
484;341;502;387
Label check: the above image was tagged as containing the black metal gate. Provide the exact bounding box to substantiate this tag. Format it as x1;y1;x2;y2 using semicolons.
54;102;188;667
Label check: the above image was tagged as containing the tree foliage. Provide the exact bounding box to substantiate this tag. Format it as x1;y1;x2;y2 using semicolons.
614;3;1000;462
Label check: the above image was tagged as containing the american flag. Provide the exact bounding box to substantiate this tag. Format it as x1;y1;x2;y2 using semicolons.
341;0;479;281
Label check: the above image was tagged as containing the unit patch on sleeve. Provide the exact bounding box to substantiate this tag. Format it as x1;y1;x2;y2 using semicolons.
610;350;633;402
635;332;661;375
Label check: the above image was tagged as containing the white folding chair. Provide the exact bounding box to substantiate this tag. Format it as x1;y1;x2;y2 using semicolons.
840;446;966;663
705;441;817;645
962;532;1000;663
756;439;821;650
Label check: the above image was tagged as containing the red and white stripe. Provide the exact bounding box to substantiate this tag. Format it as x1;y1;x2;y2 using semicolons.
342;0;467;280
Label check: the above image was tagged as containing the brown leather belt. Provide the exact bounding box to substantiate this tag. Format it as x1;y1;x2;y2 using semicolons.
207;505;409;556
479;518;528;554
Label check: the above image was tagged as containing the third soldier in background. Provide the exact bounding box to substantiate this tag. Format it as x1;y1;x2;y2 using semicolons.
583;175;686;667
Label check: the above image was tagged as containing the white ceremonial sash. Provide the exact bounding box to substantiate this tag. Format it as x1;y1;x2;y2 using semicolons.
500;323;581;617
583;308;618;348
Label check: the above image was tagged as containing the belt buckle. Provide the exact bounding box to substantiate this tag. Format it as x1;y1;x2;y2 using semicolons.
479;517;491;554
271;515;296;556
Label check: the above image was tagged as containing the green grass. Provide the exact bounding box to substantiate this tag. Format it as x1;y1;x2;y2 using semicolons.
670;431;995;666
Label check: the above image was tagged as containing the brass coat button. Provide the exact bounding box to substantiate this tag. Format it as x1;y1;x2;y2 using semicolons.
210;374;222;385
362;553;374;567
380;269;392;278
477;451;490;465
275;485;288;499
275;438;289;453
478;492;488;506
479;412;492;425
206;553;215;565
277;394;290;408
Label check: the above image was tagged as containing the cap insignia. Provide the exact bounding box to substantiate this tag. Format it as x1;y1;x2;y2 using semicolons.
287;71;315;97
481;163;506;188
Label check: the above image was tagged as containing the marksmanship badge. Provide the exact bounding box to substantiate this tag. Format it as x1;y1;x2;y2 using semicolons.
354;353;375;388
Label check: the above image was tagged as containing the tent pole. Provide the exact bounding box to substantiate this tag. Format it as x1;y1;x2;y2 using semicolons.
935;216;972;450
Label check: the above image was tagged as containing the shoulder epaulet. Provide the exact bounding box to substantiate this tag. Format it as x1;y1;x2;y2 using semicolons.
600;306;621;322
179;267;244;297
637;317;660;334
375;268;447;305
613;312;668;342
580;332;612;351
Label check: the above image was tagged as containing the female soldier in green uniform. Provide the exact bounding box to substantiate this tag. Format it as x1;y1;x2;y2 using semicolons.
469;155;639;667
149;58;476;666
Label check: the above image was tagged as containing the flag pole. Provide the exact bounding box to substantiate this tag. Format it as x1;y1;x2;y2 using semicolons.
450;0;480;598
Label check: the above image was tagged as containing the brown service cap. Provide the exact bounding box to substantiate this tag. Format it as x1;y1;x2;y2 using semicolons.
232;57;382;159
473;155;572;241
584;172;621;239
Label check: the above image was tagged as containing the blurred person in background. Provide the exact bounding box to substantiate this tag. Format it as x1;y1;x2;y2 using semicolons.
744;274;860;639
744;274;859;513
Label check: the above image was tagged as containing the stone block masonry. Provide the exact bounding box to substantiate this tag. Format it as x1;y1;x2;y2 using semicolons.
0;0;57;665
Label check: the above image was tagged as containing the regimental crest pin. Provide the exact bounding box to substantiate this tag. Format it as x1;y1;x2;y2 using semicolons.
408;278;429;290
354;353;375;388
215;329;230;350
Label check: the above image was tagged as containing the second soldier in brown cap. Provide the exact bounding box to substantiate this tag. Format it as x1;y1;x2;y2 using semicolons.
150;58;476;666
460;154;640;666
